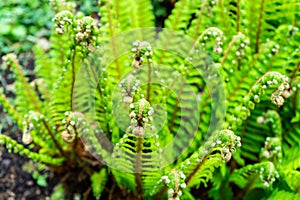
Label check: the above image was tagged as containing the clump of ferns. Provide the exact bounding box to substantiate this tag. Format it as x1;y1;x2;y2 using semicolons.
0;42;289;199
1;0;300;199
0;41;242;200
0;7;102;196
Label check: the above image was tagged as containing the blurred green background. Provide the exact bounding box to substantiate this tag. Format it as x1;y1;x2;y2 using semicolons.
0;0;176;57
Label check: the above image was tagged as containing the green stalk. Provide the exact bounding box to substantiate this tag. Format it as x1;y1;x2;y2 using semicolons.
255;0;265;53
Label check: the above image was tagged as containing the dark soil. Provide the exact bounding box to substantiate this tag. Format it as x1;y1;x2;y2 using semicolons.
0;126;59;200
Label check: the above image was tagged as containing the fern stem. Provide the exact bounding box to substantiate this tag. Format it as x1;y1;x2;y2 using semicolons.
172;170;180;199
13;58;42;113
220;33;241;65
59;39;66;67
38;81;51;103
198;92;210;138
115;0;120;17
108;182;116;200
137;1;145;38
135;136;143;200
293;1;297;27
185;153;209;186
147;61;152;102
236;0;240;32
255;0;265;53
42;119;67;158
72;125;80;156
234;174;259;200
295;183;300;193
70;50;76;111
283;121;300;139
192;0;207;41
168;80;185;134
106;0;121;80
291;59;300;80
193;27;222;52
154;187;167;200
292;81;299;113
219;0;228;35
158;0;186;64
248;72;279;94
237;59;241;71
169;0;185;30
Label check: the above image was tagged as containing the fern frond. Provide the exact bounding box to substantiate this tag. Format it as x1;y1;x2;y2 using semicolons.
164;0;198;32
99;0;124;80
227;71;289;130
281;79;300;149
2;54;43;115
126;0;155;40
91;169;108;200
281;145;300;170
268;189;300;200
33;45;59;91
241;0;298;53
0;89;23;128
229;161;279;189
281;170;300;193
0;134;64;165
110;98;162;198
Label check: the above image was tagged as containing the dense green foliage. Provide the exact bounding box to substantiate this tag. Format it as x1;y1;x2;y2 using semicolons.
0;0;299;199
0;0;53;55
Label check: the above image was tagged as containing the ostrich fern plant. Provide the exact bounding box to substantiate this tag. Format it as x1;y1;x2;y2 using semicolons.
0;0;299;199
